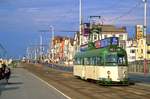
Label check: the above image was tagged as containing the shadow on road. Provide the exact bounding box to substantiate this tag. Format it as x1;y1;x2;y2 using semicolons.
0;81;23;96
129;73;150;84
10;75;19;78
7;82;23;85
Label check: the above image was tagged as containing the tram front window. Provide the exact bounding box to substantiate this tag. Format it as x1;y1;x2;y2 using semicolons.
106;54;117;66
106;54;127;66
117;55;127;66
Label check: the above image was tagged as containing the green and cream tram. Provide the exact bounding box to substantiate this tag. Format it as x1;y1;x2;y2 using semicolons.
74;38;128;84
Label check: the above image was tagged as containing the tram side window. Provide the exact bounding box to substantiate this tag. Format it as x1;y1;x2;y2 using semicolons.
90;57;94;65
84;58;90;65
75;58;82;65
96;57;102;66
90;57;96;65
92;57;97;65
106;54;117;66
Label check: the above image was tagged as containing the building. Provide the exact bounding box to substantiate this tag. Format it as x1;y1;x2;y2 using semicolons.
73;31;80;56
63;37;74;65
135;25;145;60
136;38;147;60
146;34;150;60
87;24;128;49
135;33;150;61
136;25;144;40
147;44;150;60
51;36;74;65
51;36;63;63
126;39;137;62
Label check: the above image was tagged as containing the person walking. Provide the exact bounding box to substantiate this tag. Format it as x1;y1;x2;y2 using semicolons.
1;62;6;79
0;60;2;80
4;67;11;84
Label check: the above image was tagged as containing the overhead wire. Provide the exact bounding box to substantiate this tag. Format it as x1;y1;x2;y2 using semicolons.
106;0;142;23
0;43;7;58
87;0;121;22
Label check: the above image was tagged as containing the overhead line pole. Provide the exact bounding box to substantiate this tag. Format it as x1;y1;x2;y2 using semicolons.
144;0;147;37
79;0;82;46
143;0;147;77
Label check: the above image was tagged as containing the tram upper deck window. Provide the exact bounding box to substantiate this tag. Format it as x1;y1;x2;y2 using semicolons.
105;54;117;66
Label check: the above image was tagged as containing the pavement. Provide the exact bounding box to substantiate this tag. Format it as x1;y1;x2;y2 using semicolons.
0;68;68;99
129;72;150;87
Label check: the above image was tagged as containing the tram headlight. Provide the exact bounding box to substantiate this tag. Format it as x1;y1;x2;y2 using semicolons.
124;71;127;78
107;71;111;75
124;71;126;74
107;71;111;80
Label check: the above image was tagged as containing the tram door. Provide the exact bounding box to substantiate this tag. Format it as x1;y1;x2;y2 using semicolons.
94;57;101;80
81;58;85;79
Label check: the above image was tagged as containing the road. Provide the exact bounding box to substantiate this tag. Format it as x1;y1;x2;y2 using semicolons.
129;73;150;83
0;68;68;99
129;72;150;87
1;63;150;99
21;63;150;99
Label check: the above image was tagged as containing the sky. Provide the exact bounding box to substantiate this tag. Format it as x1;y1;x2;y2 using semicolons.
0;0;150;58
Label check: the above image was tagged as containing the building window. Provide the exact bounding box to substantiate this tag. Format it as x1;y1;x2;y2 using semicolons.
141;49;143;53
147;51;150;54
119;35;123;40
130;50;135;53
141;40;143;45
104;35;107;39
94;34;97;41
131;56;135;59
120;44;124;48
112;34;115;37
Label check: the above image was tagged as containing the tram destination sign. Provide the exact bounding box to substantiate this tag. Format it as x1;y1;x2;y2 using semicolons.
94;37;119;48
111;37;119;45
80;44;88;51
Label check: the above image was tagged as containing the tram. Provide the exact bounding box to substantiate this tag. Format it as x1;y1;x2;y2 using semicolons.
73;37;129;85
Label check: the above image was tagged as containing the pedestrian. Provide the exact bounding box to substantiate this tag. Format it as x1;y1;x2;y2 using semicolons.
0;69;2;80
1;62;6;79
4;67;11;84
0;60;2;80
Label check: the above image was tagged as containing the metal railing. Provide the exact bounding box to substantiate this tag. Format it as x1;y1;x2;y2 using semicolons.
128;61;150;73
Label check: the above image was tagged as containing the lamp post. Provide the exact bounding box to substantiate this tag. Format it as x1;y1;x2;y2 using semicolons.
143;0;147;37
143;0;147;77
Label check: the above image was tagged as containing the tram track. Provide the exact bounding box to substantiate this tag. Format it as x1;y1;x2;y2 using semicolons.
109;86;150;98
22;63;150;99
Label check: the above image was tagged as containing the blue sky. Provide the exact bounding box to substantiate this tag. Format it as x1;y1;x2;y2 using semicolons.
0;0;150;58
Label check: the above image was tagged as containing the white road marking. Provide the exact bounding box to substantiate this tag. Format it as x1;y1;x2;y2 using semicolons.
29;72;72;99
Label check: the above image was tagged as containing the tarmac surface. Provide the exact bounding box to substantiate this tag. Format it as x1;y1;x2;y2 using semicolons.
0;67;68;99
20;63;150;99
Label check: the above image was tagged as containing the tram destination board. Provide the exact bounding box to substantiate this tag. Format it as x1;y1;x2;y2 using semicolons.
80;37;119;51
95;37;119;48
